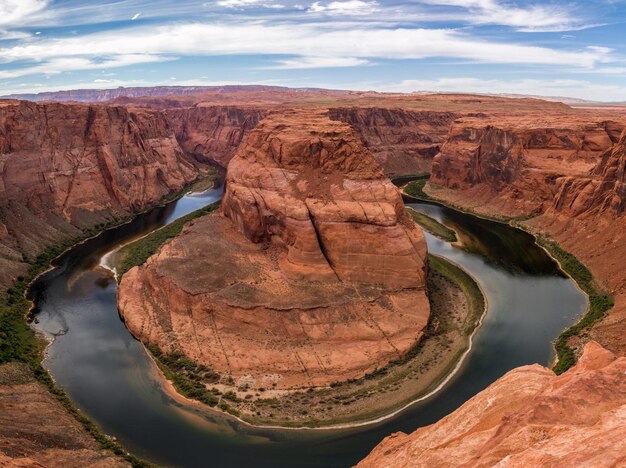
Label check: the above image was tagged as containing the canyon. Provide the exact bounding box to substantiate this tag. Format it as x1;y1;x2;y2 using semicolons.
1;86;625;466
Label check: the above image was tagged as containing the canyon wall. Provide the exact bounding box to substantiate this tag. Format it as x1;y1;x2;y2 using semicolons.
329;107;458;176
358;341;626;467
166;106;267;167
427;116;626;356
430;117;623;215
0;100;203;288
118;109;430;389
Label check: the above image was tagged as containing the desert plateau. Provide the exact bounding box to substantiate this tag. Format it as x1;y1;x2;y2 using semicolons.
1;0;626;466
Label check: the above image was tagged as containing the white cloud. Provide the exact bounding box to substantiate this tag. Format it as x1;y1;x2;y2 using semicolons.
267;56;369;68
216;0;282;8
0;21;614;80
131;12;141;20
0;0;49;27
0;54;171;79
308;0;379;15
376;77;626;102
418;0;585;32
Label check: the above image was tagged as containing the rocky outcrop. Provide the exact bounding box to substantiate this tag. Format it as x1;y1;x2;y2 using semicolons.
0;363;128;467
431;117;624;216
222;109;428;289
118;109;430;389
552;129;626;216
0;100;203;288
166;106;267;167
329;107;458;176
358;341;626;467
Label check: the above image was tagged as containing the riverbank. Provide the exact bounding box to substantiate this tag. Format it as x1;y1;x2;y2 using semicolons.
402;178;613;374
120;236;486;428
0;172;218;467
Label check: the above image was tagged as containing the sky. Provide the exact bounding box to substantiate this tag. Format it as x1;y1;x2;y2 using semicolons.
0;0;625;101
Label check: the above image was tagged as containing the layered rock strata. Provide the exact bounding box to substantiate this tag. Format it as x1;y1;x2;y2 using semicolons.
329;107;458;176
166;106;267;167
358;341;626;467
118;109;430;389
0;100;202;288
431;117;624;215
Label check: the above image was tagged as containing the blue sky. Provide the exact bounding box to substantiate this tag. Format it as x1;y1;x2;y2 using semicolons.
1;0;625;100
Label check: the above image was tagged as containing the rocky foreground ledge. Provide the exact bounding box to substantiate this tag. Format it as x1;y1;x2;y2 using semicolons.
118;109;430;390
358;341;626;467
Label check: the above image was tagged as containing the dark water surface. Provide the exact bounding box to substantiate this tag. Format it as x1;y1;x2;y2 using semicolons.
30;189;586;468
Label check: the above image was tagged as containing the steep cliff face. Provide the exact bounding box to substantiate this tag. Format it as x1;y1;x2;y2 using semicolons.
431;118;623;215
166;106;267;167
222;109;428;288
118;109;430;389
358;341;626;467
552;129;626;216
0;100;201;288
329;107;458;176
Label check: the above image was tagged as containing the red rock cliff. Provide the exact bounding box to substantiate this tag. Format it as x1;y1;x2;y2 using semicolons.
431;116;623;216
329;107;458;176
166;105;267;167
358;341;626;467
0;100;202;288
222;109;428;289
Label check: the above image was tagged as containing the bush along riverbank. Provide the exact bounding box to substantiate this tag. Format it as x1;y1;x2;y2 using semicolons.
132;248;487;429
536;236;614;374
399;178;613;375
406;207;457;242
0;175;219;467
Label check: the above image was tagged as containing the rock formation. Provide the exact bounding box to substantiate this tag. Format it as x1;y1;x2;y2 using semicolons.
0;100;203;288
118;109;430;389
0;363;128;467
329;107;458;176
166;106;267;167
358;341;626;467
552;128;626;216
431;116;623;216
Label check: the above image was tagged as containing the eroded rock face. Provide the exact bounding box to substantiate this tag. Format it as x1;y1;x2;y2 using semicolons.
358;341;626;468
118;109;430;388
0;100;201;288
166;106;267;167
431;117;624;215
222;109;428;289
0;363;128;467
552;129;626;216
329;107;458;176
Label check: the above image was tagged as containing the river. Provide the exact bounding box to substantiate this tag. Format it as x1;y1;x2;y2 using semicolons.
30;183;586;467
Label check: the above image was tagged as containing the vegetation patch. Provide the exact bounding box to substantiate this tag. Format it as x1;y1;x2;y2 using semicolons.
117;202;219;279
428;254;485;335
146;344;222;408
406;207;457;242
537;236;614;374
402;178;434;201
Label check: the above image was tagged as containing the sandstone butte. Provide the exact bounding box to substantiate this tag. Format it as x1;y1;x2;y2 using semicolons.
117;109;430;389
358;341;626;467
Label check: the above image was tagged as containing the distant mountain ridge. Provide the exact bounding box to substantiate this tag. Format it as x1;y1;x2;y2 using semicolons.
0;85;343;103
